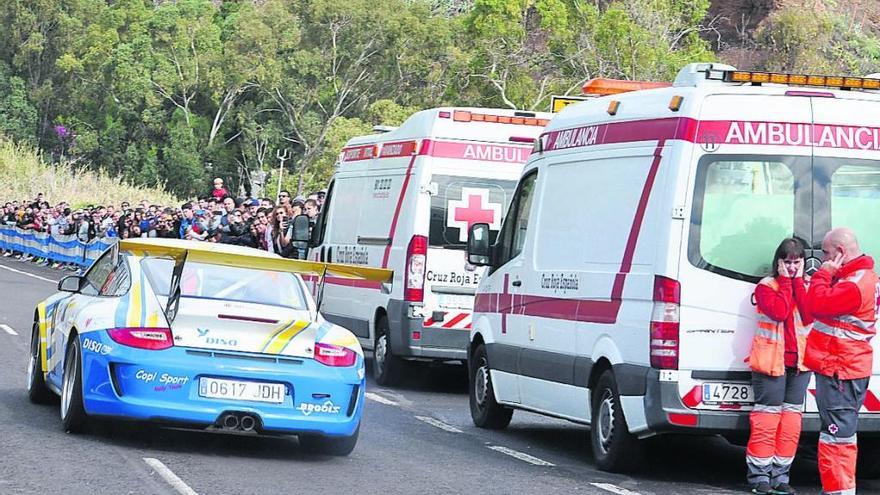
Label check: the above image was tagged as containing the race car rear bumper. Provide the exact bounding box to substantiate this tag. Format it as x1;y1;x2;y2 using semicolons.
78;332;364;437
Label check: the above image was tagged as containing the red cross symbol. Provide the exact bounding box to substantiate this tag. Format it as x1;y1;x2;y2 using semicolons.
455;195;495;231
447;188;502;242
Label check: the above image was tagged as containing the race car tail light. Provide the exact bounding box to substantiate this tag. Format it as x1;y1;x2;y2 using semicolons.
314;343;357;367
650;276;680;370
404;235;428;302
107;327;174;350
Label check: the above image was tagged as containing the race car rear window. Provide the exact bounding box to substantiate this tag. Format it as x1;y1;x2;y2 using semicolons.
141;258;307;310
689;155;805;282
429;175;516;249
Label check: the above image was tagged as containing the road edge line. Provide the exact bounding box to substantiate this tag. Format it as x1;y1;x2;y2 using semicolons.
0;264;57;283
143;457;199;495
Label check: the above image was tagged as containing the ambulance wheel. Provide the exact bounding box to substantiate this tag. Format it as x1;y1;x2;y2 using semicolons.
858;439;880;479
60;335;87;432
590;370;643;473
373;316;402;386
27;319;53;404
469;343;512;429
299;426;359;456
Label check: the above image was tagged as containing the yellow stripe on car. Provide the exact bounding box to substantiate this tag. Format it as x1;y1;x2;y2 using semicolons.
127;279;143;326
264;320;311;355
37;302;47;375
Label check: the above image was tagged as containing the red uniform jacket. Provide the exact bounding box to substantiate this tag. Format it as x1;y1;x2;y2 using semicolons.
755;276;813;368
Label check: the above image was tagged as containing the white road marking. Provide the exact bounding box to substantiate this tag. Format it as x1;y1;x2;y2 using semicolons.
590;483;643;495
0;324;17;336
0;264;56;283
143;458;199;495
415;415;463;433
486;445;555;466
365;392;399;406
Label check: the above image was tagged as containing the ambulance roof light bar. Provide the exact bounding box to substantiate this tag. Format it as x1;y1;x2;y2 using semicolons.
710;69;880;91
582;78;671;96
450;110;549;127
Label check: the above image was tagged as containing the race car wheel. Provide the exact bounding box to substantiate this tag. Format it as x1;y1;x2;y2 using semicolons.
27;320;53;404
469;343;512;429
590;370;643;473
299;425;359;456
60;335;87;432
373;316;402;386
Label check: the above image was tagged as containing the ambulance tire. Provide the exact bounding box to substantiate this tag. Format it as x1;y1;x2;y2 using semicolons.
858;439;880;479
469;343;512;429
60;335;88;433
373;316;403;386
590;370;643;473
27;319;53;404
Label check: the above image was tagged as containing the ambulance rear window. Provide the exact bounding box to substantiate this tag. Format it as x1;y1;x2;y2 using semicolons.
829;162;880;260
429;175;516;249
689;155;802;282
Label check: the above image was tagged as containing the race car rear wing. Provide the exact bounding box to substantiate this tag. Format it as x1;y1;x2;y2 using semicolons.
118;238;393;322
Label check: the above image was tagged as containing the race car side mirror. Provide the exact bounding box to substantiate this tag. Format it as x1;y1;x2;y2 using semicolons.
467;223;492;266
58;275;82;293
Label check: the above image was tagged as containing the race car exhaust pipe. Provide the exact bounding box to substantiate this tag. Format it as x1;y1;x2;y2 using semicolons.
240;415;256;432
222;413;240;430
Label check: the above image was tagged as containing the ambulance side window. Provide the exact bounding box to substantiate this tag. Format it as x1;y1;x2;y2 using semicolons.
497;171;538;266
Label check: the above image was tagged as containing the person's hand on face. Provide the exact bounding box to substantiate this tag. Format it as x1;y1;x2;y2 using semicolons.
821;252;845;275
777;259;791;278
794;258;804;278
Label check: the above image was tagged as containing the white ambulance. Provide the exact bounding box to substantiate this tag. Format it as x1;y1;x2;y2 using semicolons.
309;107;552;385
465;63;880;473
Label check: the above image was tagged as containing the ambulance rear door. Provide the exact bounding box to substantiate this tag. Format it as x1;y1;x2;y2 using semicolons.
677;93;813;411
420;140;529;333
807;95;880;416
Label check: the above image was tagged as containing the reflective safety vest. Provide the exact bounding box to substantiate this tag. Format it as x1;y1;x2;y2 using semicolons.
748;277;811;376
804;268;878;380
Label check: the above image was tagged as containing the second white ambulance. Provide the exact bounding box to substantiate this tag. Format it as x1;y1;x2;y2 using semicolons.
466;63;880;473
310;107;551;385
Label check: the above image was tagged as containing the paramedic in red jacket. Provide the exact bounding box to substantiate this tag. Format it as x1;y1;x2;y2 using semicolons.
746;238;813;495
806;227;878;495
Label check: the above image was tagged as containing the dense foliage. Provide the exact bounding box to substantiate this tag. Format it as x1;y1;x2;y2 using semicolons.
0;0;877;198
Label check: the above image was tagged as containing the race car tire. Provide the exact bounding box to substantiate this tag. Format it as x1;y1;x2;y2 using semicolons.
858;438;880;479
373;316;402;386
590;370;643;473
60;335;88;432
27;320;53;404
299;426;359;456
468;343;512;429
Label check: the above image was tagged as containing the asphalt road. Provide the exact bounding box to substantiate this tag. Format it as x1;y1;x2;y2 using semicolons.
1;256;878;495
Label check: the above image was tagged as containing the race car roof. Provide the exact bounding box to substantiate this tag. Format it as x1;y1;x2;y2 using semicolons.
118;238;392;283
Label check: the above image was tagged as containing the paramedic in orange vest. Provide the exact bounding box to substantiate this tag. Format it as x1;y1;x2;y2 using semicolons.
747;238;813;495
806;227;878;495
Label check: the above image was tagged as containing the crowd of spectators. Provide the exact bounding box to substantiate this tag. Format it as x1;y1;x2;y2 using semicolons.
1;178;326;269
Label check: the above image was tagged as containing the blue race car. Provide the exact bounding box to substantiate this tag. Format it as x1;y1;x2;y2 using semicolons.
27;238;391;455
